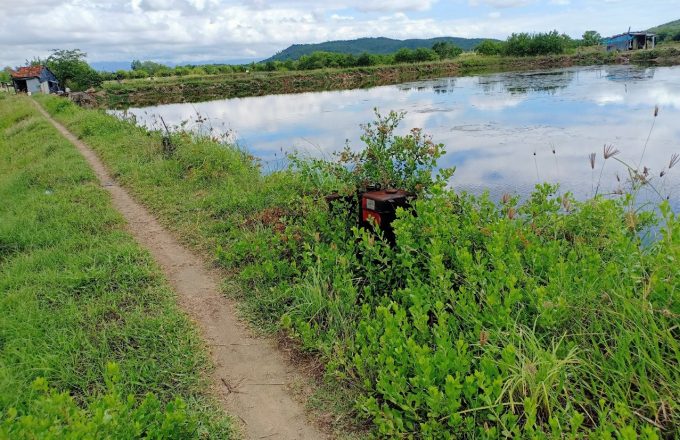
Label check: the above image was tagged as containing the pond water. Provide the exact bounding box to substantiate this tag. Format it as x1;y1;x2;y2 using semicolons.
116;65;680;211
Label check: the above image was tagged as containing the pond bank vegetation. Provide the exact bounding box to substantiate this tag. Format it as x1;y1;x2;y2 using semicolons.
33;93;680;439
0;94;235;439
99;45;680;109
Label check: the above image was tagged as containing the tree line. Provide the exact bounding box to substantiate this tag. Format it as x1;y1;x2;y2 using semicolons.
107;31;602;80
104;41;465;79
1;28;635;89
475;30;602;56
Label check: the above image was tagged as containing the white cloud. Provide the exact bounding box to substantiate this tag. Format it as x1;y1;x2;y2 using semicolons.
354;0;440;12
330;14;355;20
0;0;676;67
549;0;570;4
469;0;533;8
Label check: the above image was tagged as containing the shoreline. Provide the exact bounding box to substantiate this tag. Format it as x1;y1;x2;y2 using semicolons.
100;48;679;109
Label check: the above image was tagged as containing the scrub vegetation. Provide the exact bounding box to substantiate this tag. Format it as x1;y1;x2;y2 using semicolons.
34;93;680;439
0;94;234;438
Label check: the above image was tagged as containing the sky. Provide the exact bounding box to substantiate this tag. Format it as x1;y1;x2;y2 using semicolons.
1;0;677;68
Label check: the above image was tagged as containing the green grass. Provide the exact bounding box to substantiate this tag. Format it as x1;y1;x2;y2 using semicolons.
0;94;235;438
33;93;680;439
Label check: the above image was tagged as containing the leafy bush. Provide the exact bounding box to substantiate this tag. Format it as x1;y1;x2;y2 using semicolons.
46;49;103;91
1;364;199;439
281;114;677;438
290;109;454;194
504;31;571;56
36;94;679;439
474;39;505;56
432;41;464;59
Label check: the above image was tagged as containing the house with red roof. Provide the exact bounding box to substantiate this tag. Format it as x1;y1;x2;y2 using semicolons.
11;66;59;94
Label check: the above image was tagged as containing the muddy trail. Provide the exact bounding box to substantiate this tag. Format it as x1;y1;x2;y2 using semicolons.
33;102;327;440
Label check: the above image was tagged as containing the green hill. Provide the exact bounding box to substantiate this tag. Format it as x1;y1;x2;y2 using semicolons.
647;19;680;42
265;37;492;62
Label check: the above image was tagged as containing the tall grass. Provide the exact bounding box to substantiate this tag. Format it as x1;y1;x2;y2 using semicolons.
0;94;234;438
34;93;680;439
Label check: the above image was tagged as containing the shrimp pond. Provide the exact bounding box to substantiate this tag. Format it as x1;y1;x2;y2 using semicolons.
113;65;680;211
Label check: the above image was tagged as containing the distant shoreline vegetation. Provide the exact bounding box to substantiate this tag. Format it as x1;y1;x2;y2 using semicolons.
100;31;594;80
97;28;680;83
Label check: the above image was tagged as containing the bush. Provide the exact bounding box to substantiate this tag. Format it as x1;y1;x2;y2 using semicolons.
290;109;454;194
504;31;570;56
475;39;504;55
1;364;199;439
432;41;464;59
281;112;677;438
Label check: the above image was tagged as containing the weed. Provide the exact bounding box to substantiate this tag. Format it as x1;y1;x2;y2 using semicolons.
0;95;235;438
34;93;680;439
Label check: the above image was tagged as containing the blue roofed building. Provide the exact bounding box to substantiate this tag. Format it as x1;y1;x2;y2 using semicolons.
605;31;656;51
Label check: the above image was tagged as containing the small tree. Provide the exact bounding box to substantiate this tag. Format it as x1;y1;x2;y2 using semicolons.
46;49;102;91
0;67;11;83
394;47;413;63
357;52;373;67
582;30;602;46
475;39;504;55
432;41;463;59
412;47;439;62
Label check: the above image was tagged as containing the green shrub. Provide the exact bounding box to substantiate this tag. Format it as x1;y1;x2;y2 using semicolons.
504;31;571;56
474;39;505;56
1;364;198;439
35;94;679;439
290;109;454;194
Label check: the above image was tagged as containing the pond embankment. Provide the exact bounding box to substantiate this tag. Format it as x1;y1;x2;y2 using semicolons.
100;47;680;108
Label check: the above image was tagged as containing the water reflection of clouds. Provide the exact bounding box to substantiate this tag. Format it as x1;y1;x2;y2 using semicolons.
117;65;680;210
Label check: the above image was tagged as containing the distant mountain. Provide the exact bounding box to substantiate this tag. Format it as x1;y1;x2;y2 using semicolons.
265;37;493;62
646;18;680;41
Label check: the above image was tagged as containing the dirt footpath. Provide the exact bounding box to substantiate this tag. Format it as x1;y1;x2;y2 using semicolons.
34;101;326;440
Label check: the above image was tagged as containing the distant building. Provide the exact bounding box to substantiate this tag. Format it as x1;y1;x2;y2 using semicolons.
605;32;656;51
10;66;60;94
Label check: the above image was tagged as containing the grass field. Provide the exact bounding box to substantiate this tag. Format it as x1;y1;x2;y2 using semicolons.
0;94;235;438
33;93;680;439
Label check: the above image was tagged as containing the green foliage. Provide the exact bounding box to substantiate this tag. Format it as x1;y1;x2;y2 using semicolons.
0;67;10;83
35;94;680;439
474;39;505;55
290;109;454;194
266;37;489;62
0;96;234;438
582;30;603;46
504;31;571;56
1;365;198;439
432;41;464;59
131;59;166;76
394;47;439;63
46;49;102;91
647;19;680;43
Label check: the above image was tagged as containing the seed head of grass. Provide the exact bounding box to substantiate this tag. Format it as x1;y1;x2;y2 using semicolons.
550;142;556;155
660;168;666;178
508;207;516;220
561;194;572;212
502;191;511;204
654;105;659;117
479;330;489;347
603;144;619;160
589;153;596;169
669;153;679;169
